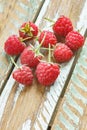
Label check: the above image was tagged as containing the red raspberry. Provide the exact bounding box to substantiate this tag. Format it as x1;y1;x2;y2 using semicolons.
13;66;33;85
53;44;73;63
36;62;60;86
20;46;42;68
4;35;26;55
65;31;84;51
53;15;73;37
39;31;57;48
19;22;38;40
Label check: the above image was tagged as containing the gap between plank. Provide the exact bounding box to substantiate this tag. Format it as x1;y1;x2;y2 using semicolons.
48;29;87;130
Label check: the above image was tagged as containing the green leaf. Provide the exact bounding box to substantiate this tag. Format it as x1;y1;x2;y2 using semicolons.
20;28;25;33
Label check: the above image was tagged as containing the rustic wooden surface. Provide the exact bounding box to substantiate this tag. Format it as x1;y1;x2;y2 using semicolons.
0;0;86;130
51;1;87;130
51;37;87;130
0;0;44;92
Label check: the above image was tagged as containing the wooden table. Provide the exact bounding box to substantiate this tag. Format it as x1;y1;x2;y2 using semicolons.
0;0;87;130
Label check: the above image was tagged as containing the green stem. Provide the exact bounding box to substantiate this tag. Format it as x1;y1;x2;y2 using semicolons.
35;32;46;53
41;47;54;51
39;28;42;33
57;63;61;68
77;25;84;33
29;44;35;49
10;56;19;69
44;17;55;23
21;36;38;42
21;37;31;42
48;44;51;63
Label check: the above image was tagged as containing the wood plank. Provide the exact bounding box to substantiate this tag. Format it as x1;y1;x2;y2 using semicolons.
0;0;86;130
32;1;86;130
51;1;87;129
51;38;87;130
32;31;86;129
0;0;16;32
0;0;44;92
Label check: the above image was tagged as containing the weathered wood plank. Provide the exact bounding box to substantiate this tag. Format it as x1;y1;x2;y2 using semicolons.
51;1;87;129
0;0;44;92
0;0;86;130
0;0;16;32
32;1;86;130
51;37;87;130
32;32;86;130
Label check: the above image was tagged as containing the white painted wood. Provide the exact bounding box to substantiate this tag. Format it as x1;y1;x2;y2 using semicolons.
21;119;31;130
32;0;87;129
35;0;50;26
52;37;87;130
0;74;15;120
0;0;87;130
0;0;53;124
0;0;44;123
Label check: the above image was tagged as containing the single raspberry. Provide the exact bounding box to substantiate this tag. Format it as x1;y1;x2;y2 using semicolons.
13;66;33;85
53;15;73;37
20;46;42;68
4;35;26;55
65;31;84;51
19;21;38;40
39;30;57;48
53;44;73;63
36;62;60;86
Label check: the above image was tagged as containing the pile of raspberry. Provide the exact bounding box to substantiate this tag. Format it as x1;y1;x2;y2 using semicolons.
4;16;84;87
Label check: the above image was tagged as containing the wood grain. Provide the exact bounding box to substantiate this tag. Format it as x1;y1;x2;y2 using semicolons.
0;0;86;130
32;0;86;130
51;29;87;130
51;1;87;129
0;0;44;92
51;38;87;130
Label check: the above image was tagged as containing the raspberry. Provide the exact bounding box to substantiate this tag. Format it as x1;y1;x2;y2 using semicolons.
39;31;57;48
19;22;38;40
65;31;84;51
53;15;73;37
53;44;73;63
13;66;33;85
4;35;26;55
20;46;42;68
36;62;60;86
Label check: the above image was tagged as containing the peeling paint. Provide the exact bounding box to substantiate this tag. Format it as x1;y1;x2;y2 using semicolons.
59;114;75;130
0;0;87;130
21;119;31;130
13;84;24;107
0;4;4;13
33;0;87;129
77;0;87;29
35;0;50;26
0;75;15;121
63;103;79;125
